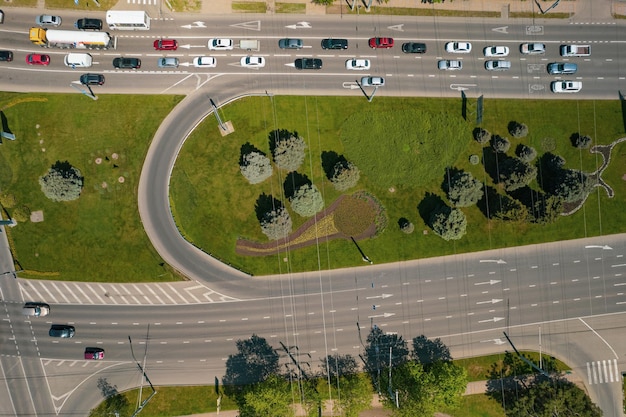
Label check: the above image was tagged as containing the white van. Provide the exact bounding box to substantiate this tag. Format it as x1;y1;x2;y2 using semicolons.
64;53;93;68
22;302;50;317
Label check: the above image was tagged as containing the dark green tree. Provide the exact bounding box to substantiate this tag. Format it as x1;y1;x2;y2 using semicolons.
429;205;467;241
473;127;491;144
491;135;511;153
364;327;409;387
444;170;484;208
269;129;307;172
411;335;452;369
239;374;294;417
508;121;528;138
499;157;537;192
320;354;373;417
39;160;84;202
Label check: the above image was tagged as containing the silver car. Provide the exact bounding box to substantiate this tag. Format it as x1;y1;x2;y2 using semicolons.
438;60;462;70
157;57;179;68
278;38;303;49
36;15;62;27
485;60;511;71
520;43;545;55
361;76;385;87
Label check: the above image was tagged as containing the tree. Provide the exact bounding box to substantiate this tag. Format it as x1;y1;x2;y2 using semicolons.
255;194;292;240
552;169;594;203
411;335;452;369
269;129;307;172
320;354;373;417
239;375;294;417
570;133;592;149
444;170;483;207
364;327;409;387
472;127;491;144
516;144;537;162
39;160;84;202
330;159;361;191
491;135;510;153
239;144;273;184
321;353;359;379
429;205;467;241
398;217;414;234
530;194;563;224
498;157;537;192
90;378;130;417
289;183;324;217
508;121;528;138
223;334;280;406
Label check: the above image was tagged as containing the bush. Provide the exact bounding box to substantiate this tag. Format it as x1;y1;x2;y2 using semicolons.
516;144;537;162
289;184;324;217
508;121;529;138
429;205;467;241
570;133;592;149
269;129;307;172
0;193;17;209
240;150;273;185
39;160;84;202
499;158;537;192
12;205;30;223
444;170;483;208
553;170;595;203
473;127;491;144
330;160;360;191
398;217;415;234
491;135;510;153
469;154;480;165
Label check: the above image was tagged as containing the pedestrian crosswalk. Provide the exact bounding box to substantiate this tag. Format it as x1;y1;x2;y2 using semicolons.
127;0;157;4
586;359;620;385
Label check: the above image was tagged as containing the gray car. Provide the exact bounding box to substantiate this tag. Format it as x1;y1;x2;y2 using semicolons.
547;62;577;75
36;14;62;27
158;57;179;68
49;324;75;338
278;38;303;49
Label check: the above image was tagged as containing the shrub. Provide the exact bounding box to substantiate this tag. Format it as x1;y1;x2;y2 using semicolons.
570;133;592;149
240;150;273;184
289;183;324;217
508;121;529;138
491;135;510;153
516;144;537;162
473;127;491;144
469;154;480;165
39;161;84;202
444;170;484;208
0;193;17;209
429;205;467;241
398;217;415;234
499;158;537;192
269;129;307;172
330;160;360;191
553;170;595;203
12;205;30;223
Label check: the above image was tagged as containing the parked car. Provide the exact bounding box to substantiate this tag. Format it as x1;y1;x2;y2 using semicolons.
520;43;545;55
80;73;105;85
369;37;394;49
321;38;348;50
551;80;582;93
26;53;50;66
278;38;303;49
294;58;322;70
485;60;511;71
345;59;370;70
547;62;578;75
153;39;178;51
84;347;105;360
208;38;233;50
445;42;472;53
483;46;509;57
22;302;50;317
193;56;216;68
241;56;265;68
0;10;4;24
401;42;427;54
49;324;75;338
157;57;179;68
360;76;385;87
36;15;62;27
113;57;141;69
438;60;462;70
75;18;102;30
0;50;13;62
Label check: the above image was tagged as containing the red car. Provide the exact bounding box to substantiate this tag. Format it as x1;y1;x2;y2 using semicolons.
26;53;50;66
369;37;394;49
84;347;105;360
153;39;178;51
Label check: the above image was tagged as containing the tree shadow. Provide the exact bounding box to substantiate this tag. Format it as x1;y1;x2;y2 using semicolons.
417;192;446;227
283;171;311;200
321;150;346;180
268;129;297;154
239;142;264;166
440;166;462;195
411;335;452;370
254;193;282;222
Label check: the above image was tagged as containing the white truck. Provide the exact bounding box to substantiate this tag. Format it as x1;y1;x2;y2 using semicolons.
560;44;591;57
29;27;114;49
239;39;260;51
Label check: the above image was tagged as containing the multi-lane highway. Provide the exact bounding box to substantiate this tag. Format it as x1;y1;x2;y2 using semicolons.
1;8;626;417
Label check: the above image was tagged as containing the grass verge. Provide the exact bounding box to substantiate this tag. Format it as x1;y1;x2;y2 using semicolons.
455;351;571;382
276;2;306;13
232;1;267;13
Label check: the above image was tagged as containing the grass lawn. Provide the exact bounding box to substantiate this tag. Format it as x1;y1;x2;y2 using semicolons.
442;394;506;417
170;96;626;276
0;93;183;282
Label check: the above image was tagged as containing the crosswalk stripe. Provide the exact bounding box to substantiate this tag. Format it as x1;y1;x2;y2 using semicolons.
587;362;592;385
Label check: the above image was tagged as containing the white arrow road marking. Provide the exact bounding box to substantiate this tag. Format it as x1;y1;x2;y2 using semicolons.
585;245;613;250
474;280;501;286
492;26;508;33
478;317;505;323
450;83;476;91
481;338;506;345
479;259;507;264
366;293;393;300
342;81;360;89
387;24;404;31
368;312;396;318
476;298;503;305
181;21;206;29
286;21;311;29
231;20;261;31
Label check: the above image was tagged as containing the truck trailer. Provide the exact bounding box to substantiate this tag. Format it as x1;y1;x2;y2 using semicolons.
239;39;260;51
29;27;114;49
560;44;591;57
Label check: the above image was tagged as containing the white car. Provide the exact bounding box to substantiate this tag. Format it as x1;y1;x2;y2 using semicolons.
438;60;462;71
483;46;509;57
208;38;234;50
551;80;582;93
241;56;265;68
445;42;472;54
193;56;216;68
345;59;371;70
520;43;546;55
361;76;385;87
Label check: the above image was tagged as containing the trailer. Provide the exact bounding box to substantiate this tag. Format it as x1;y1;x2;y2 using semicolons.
239;39;260;51
29;27;113;49
560;44;591;57
105;10;150;30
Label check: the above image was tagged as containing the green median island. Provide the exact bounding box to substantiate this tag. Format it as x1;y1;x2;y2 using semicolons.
1;93;625;281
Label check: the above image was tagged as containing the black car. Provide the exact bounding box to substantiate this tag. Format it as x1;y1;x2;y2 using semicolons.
80;73;105;85
113;57;141;69
49;324;75;338
402;42;427;54
294;58;322;70
321;38;348;50
76;18;102;30
0;50;13;62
